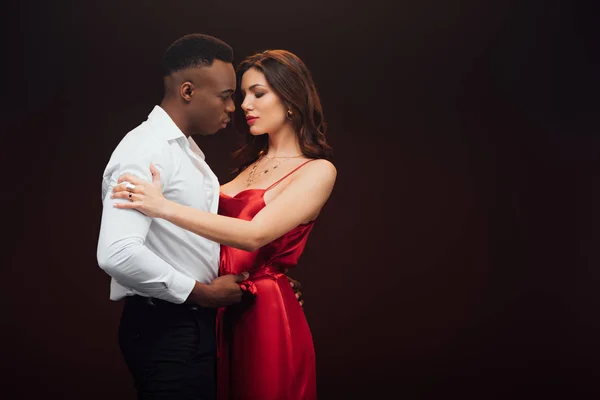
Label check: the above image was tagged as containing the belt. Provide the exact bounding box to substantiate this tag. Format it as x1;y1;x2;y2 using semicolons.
126;294;213;314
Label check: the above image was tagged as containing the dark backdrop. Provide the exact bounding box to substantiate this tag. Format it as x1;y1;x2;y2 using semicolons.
3;1;599;399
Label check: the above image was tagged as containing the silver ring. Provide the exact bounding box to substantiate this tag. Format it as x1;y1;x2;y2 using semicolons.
125;182;135;192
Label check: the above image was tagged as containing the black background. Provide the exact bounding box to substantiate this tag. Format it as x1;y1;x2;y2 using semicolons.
3;1;599;398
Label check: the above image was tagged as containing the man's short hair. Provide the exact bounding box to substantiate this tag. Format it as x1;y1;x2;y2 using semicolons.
162;34;234;76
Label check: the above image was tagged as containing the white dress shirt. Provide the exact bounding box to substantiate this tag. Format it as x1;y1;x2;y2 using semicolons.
97;106;220;304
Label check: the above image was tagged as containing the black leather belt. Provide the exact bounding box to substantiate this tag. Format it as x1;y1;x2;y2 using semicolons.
126;295;207;312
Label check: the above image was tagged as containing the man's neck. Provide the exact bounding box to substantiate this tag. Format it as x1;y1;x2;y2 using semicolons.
160;100;191;138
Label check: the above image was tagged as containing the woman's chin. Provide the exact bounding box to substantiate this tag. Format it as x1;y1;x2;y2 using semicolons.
249;126;265;136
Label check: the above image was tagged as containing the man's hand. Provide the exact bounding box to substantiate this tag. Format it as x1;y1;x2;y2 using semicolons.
187;272;249;308
287;276;304;307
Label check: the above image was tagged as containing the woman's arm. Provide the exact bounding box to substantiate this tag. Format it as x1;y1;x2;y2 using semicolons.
113;160;336;251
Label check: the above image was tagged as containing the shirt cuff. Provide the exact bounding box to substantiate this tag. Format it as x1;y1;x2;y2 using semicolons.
169;273;197;304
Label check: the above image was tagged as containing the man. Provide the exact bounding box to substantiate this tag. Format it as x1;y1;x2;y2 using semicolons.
97;34;300;399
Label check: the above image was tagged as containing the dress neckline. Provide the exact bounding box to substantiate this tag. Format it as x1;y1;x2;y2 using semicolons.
219;188;266;199
219;189;315;227
221;159;316;200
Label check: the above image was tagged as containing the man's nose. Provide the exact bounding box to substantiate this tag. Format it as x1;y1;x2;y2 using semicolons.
226;99;235;113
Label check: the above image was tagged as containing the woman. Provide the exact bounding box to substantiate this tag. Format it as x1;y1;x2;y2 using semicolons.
112;50;335;399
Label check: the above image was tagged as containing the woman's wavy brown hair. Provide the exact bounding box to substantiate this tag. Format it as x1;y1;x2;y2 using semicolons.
232;50;332;174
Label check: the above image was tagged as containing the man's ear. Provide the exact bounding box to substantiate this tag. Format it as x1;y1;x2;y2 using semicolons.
180;82;194;102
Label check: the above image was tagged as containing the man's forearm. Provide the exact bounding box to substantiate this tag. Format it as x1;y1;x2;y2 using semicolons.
185;281;214;307
98;171;197;304
98;238;196;304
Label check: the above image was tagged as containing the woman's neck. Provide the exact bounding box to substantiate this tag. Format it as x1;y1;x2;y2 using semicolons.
265;125;302;157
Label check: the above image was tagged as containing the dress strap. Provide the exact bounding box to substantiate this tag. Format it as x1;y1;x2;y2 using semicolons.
265;159;316;192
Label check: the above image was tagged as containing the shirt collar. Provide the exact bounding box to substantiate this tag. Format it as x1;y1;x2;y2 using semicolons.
188;137;206;160
147;105;206;160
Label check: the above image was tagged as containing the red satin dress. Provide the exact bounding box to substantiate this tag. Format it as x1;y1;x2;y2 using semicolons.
217;160;317;400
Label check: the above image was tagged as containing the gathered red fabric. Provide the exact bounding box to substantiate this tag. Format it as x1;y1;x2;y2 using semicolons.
216;160;317;400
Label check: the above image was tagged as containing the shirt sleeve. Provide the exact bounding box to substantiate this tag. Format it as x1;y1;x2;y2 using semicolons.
96;153;196;304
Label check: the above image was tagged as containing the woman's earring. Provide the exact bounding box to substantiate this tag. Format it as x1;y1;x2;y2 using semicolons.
286;110;293;120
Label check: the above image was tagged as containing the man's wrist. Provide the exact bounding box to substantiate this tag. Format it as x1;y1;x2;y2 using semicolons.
185;281;213;307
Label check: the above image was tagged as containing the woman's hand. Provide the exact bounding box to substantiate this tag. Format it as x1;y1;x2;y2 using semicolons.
111;163;172;218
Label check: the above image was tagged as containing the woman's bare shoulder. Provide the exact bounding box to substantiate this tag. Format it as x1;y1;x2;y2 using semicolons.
304;158;337;179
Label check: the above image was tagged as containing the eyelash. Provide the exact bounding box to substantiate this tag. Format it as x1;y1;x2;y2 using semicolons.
240;92;265;100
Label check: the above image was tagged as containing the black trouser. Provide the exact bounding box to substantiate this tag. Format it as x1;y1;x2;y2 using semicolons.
118;295;217;400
